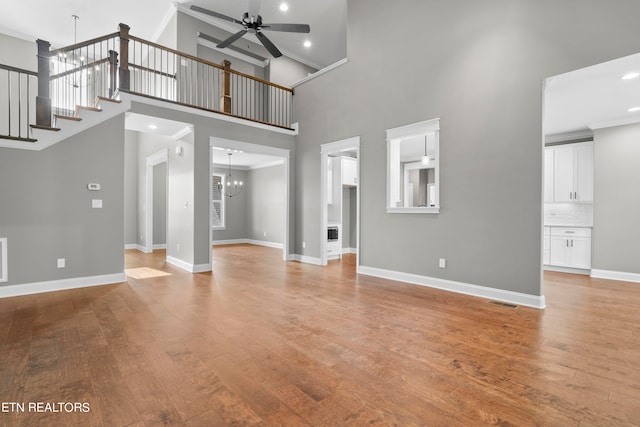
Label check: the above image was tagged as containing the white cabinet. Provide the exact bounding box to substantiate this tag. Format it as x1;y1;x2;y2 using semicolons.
547;227;591;269
551;142;593;203
341;157;357;187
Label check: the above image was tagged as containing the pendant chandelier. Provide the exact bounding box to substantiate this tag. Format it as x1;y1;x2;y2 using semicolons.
219;152;243;198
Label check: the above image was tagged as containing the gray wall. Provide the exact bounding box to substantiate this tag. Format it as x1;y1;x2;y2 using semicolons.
136;131;194;261
211;166;248;241
156;12;177;50
153;162;167;245
341;187;357;249
124;130;138;245
0;34;36;71
267;56;317;87
0;115;125;286
293;0;640;297
246;163;285;244
593;123;640;275
129;100;295;267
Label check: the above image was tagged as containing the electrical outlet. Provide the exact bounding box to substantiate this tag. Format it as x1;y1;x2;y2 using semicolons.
302;241;306;249
57;258;65;268
439;258;446;268
263;232;267;237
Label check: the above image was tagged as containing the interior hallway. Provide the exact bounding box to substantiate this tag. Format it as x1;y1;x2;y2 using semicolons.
0;245;639;425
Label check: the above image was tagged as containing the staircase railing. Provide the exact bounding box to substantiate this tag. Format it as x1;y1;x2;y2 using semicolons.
33;23;294;131
48;32;120;120
0;64;37;141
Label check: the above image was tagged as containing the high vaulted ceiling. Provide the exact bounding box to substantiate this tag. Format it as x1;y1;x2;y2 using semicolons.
0;0;346;70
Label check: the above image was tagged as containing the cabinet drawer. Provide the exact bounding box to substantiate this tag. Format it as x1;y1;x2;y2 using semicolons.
550;227;591;238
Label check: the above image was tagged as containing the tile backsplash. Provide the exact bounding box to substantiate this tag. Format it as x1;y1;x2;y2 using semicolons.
544;203;593;226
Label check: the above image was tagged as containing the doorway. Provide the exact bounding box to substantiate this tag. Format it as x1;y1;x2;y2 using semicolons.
209;137;291;264
320;137;361;267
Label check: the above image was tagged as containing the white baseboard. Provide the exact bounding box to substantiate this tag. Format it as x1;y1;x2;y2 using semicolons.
153;244;167;250
288;254;322;266
247;239;283;249
212;239;283;249
124;243;137;250
212;239;249;246
342;247;357;254
0;272;127;299
544;265;590;275
357;265;546;309
166;256;211;273
591;269;640;283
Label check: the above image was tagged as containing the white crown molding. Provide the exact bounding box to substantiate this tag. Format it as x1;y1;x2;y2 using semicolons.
545;130;594;144
386;118;440;141
172;125;193;141
292;58;348;88
151;3;178;43
589;116;640;131
247;159;284;170
357;265;546;309
591;269;640;283
0;272;126;299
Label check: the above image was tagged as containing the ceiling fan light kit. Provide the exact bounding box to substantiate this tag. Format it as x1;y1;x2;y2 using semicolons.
191;0;310;58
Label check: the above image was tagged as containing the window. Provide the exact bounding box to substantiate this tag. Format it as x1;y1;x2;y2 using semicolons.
386;118;440;213
212;173;225;229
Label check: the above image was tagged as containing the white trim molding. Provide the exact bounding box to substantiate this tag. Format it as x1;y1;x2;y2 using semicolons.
0;238;7;283
153;244;167;250
288;254;322;266
166;256;211;273
292;58;349;88
0;272;126;299
591;269;640;283
358;265;546;309
342;247;357;254
124;244;138;250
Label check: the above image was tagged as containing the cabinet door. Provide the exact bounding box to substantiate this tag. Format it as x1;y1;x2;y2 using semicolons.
342;157;357;186
574;143;593;202
544;149;554;203
568;237;591;269
554;146;575;202
549;236;569;266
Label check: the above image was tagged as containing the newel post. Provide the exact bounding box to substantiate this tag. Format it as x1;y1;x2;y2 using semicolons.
35;39;51;127
220;60;232;114
118;23;130;92
108;50;118;98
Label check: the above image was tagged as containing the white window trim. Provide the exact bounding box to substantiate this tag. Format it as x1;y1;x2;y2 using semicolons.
212;173;226;230
386;118;440;214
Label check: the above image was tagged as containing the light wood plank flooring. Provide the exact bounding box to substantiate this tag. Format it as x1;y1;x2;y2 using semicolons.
1;244;639;426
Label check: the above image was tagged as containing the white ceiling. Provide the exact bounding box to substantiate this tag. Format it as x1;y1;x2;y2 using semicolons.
0;0;346;70
544;52;640;137
212;147;283;169
125;113;192;138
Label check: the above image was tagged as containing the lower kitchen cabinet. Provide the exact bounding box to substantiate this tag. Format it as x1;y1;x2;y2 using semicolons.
547;227;591;269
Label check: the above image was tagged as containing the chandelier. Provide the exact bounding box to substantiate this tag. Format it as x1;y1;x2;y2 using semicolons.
219;152;243;198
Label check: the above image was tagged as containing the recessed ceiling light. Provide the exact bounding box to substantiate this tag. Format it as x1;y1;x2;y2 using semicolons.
279;2;288;11
148;124;158;129
303;40;312;48
628;106;640;112
622;72;640;80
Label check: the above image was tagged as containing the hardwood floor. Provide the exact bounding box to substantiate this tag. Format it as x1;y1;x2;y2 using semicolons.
1;245;640;426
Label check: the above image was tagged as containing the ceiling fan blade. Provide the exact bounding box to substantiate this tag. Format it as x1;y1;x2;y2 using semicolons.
261;23;311;33
256;31;282;58
248;0;261;19
218;30;248;48
190;5;243;25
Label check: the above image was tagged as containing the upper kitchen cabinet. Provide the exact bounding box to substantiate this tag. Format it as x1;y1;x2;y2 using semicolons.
341;157;357;187
547;141;593;203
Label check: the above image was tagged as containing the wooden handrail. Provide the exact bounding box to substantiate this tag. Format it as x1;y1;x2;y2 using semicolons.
129;63;176;79
50;32;119;56
128;34;294;93
0;64;37;76
50;57;109;80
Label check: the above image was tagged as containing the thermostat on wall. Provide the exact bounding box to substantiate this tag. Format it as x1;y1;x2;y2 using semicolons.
87;183;101;191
